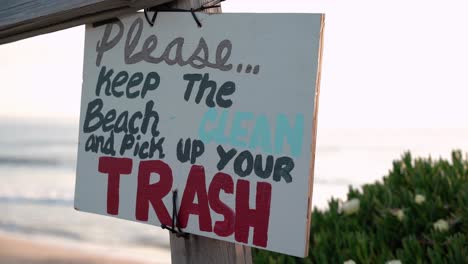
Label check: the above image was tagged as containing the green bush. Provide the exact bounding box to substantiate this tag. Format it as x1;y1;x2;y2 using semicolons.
253;151;468;263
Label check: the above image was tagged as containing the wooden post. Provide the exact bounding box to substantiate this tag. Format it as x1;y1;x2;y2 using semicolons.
0;0;173;45
167;2;252;263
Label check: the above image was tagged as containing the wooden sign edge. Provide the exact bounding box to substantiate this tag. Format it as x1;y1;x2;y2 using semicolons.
73;12;326;258
304;13;325;257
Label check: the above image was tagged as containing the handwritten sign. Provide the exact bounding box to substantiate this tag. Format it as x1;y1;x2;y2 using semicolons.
75;12;324;257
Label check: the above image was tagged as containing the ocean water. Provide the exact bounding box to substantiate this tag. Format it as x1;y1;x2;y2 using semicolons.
0;119;171;262
0;119;466;262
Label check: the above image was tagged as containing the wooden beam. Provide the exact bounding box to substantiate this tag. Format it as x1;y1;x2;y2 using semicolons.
170;235;252;264
0;0;173;45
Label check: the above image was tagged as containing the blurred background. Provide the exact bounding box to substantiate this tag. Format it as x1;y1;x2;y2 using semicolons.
1;0;467;263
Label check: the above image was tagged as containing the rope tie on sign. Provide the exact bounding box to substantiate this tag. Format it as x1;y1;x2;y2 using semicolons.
161;190;189;238
144;0;225;28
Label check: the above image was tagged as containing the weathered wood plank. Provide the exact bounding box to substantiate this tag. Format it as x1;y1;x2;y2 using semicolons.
170;235;252;264
0;0;173;44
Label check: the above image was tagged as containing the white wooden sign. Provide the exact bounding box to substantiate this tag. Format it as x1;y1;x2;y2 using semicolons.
75;12;324;257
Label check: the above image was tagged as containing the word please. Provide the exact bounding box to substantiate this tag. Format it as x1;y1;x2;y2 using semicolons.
99;157;272;247
95;17;233;72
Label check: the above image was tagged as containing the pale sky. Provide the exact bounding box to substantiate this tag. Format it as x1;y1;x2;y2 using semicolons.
1;0;467;128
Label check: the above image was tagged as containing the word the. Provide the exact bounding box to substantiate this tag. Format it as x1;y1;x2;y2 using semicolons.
183;73;236;108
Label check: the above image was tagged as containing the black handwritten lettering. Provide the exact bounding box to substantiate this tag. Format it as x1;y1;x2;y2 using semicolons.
119;134;165;159
140;100;160;137
234;150;254;177
177;138;191;163
141;72;160;99
273;157;294;183
183;74;202;102
127;72;144;98
196;74;217;107
96;20;124;66
96;66;113;97
254;154;274;179
149;137;165;159
190;139;205;164
84;133;116;155
102;109;117;132
128;112;142;134
216;145;237;171
83;99;160;137
120;134;135;155
177;138;205;164
112;71;129;97
114;111;129;134
183;73;236;108
95;67;159;99
217;81;235;108
83;98;104;133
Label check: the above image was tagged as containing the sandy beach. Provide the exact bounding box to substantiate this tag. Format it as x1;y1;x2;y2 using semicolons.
0;233;166;264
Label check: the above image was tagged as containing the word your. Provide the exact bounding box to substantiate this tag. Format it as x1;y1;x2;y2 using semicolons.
95;17;234;72
99;157;271;247
199;109;305;158
216;145;294;183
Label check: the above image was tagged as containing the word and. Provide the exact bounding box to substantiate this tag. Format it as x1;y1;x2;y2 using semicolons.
85;132;164;159
99;156;271;247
